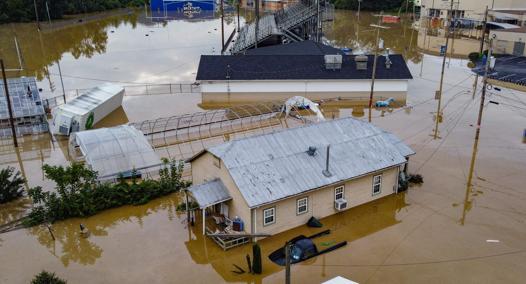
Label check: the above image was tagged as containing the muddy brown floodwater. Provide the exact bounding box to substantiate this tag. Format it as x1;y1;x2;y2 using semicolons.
1;9;526;284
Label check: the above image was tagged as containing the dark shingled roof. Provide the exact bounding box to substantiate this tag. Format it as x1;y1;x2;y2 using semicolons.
196;54;413;81
472;55;526;86
244;40;344;55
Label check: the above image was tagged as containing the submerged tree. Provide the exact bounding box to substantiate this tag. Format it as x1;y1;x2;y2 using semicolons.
25;160;190;226
31;271;67;284
0;167;25;204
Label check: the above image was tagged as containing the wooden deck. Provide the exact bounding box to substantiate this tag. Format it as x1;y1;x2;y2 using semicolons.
204;215;250;250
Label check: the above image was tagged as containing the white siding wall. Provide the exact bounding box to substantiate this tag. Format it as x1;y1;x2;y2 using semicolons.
201;80;409;94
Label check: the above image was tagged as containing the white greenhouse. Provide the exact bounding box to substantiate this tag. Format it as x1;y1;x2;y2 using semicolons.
51;83;125;136
69;125;162;181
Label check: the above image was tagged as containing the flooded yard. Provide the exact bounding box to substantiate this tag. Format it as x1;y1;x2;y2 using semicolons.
1;8;526;284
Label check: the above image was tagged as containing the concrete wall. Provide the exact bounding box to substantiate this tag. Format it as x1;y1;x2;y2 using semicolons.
191;152;252;230
253;166;401;236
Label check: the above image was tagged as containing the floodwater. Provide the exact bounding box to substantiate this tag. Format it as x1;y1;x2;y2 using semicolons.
1;9;526;284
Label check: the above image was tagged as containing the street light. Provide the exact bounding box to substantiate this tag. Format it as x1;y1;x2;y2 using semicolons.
368;15;390;123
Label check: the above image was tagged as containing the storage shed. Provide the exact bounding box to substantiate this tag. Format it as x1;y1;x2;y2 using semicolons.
51;83;124;136
68;125;161;181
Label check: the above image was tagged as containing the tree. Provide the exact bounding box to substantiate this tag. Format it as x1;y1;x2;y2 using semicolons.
31;271;67;284
0;167;25;204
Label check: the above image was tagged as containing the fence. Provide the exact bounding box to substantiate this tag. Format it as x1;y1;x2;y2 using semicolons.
41;82;201;111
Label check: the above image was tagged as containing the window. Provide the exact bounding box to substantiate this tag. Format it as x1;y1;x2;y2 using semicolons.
334;186;345;201
263;207;275;226
373;175;382;195
297;197;308;215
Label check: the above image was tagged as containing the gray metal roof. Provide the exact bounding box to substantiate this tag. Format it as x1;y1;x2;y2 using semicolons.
189;179;232;209
72;125;161;180
0;76;45;120
205;117;414;208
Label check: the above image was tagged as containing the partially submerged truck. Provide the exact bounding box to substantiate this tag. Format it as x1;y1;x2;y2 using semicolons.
51;83;125;136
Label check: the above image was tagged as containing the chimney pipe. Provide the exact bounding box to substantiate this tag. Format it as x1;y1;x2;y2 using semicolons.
322;145;332;177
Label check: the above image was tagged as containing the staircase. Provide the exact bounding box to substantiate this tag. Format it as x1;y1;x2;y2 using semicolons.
229;0;333;54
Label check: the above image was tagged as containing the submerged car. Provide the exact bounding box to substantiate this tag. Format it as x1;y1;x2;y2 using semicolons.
268;230;347;266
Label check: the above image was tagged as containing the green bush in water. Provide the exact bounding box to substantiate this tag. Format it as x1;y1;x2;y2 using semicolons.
252;243;262;274
0;167;25;204
468;52;480;63
31;271;67;284
24;159;191;226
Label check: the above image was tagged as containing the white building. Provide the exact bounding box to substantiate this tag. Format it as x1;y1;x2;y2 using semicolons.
196;41;413;105
420;0;526;21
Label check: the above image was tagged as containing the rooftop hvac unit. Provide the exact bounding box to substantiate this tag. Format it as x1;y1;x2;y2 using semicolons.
355;55;368;70
334;199;348;211
325;54;342;70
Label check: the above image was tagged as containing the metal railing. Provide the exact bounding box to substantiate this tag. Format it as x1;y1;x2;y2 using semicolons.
41;82;201;110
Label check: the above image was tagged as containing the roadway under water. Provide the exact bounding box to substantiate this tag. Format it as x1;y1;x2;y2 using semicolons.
1;9;526;284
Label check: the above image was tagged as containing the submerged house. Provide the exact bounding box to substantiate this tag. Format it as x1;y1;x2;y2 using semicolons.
195;41;413;106
186;117;414;248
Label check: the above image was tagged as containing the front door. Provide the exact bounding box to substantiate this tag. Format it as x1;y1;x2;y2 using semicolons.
221;203;229;218
513;41;525;56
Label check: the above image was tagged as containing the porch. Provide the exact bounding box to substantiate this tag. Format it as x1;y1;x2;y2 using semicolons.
188;179;251;250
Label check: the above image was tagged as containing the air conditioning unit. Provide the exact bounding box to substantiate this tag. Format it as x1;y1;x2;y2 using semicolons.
334;199;348;211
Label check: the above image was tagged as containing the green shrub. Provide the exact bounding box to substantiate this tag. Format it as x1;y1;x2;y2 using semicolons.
0;167;25;204
468;52;480;63
31;271;67;284
25;159;190;226
252;243;262;274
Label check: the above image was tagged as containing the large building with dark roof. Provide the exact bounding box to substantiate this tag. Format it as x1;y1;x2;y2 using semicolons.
196;41;413;105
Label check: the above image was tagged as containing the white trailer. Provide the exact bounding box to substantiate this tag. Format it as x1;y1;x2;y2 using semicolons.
51;83;125;136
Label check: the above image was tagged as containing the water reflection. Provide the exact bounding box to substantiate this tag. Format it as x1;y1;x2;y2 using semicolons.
0;198;32;226
460;131;480;225
0;13;140;81
26;193;180;266
324;11;422;64
184;193;408;282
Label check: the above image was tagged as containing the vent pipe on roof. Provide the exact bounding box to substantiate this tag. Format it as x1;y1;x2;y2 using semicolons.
384;48;392;69
226;64;231;79
322;145;332;177
307;146;317;156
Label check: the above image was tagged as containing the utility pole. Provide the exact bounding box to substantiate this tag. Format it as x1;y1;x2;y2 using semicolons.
221;0;225;54
461;35;494;225
357;0;362;18
316;0;323;42
473;6;489;99
255;0;260;48
368;14;389;123
45;1;52;25
1;59;19;147
33;0;41;30
43;5;67;103
433;0;455;139
285;242;291;284
237;0;241;32
474;35;494;143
